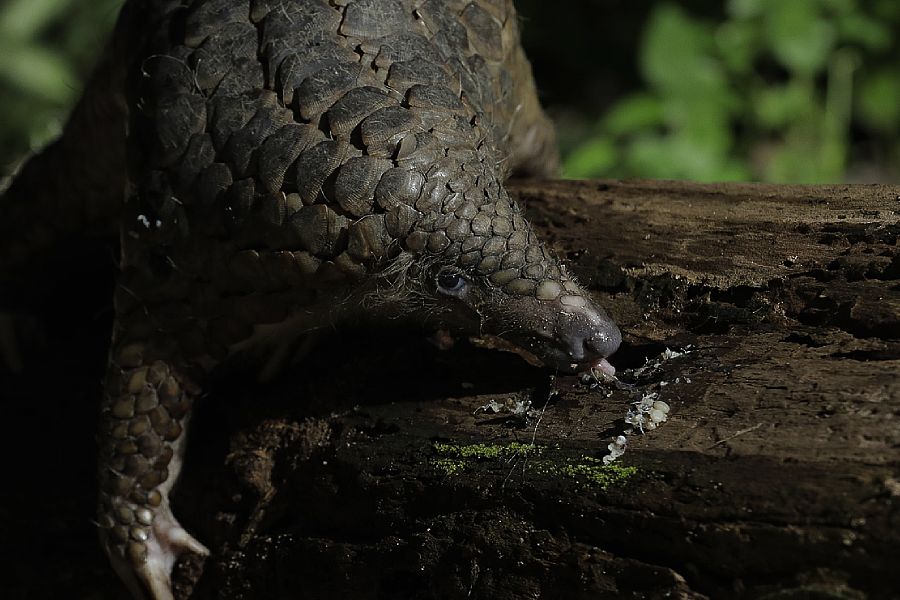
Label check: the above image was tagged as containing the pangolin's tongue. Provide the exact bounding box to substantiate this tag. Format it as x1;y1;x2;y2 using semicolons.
591;357;616;377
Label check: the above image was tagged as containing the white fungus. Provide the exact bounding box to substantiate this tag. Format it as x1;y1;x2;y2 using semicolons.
602;435;628;465
625;392;671;434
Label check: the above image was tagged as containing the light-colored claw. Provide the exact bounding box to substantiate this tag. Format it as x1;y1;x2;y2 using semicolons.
108;502;209;600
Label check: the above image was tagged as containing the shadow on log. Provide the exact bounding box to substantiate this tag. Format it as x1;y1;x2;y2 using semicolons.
2;179;899;599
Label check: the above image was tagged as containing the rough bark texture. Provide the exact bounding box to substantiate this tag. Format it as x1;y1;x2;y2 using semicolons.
3;179;899;599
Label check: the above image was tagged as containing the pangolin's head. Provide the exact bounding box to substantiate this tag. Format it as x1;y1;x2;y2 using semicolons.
388;172;621;374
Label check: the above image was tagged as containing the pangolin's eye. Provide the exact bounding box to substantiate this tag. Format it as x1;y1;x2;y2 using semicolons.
436;271;467;294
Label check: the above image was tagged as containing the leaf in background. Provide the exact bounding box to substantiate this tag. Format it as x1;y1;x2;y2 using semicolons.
623;131;748;182
837;13;892;51
602;93;664;136
0;92;63;154
0;0;64;41
0;43;77;103
821;48;855;178
856;69;900;132
715;159;753;182
624;134;682;179
639;3;714;94
753;81;818;129
563;135;617;179
669;135;725;180
627;3;744;182
670;127;738;181
716;20;758;74
763;137;833;183
820;0;856;16
0;0;124;174
667;94;734;154
760;96;846;184
727;0;766;20
765;1;836;76
59;0;124;67
871;0;900;21
641;5;737;121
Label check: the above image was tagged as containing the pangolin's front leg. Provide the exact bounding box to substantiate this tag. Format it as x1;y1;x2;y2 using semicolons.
97;337;209;600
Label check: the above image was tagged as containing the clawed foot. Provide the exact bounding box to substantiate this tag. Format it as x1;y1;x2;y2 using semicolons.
103;502;208;600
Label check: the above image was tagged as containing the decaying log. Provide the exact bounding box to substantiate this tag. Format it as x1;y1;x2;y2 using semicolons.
3;179;899;599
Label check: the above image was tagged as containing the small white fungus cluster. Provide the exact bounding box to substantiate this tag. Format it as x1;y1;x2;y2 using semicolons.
595;346;691;464
475;396;538;422
625;392;671;433
603;435;628;465
628;345;693;379
602;396;671;464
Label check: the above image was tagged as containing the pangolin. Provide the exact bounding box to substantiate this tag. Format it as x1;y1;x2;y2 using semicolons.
0;1;621;598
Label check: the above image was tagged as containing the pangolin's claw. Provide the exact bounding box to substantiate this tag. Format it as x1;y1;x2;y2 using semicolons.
107;504;208;600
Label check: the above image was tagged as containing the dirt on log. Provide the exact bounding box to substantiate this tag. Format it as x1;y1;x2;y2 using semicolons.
2;179;899;600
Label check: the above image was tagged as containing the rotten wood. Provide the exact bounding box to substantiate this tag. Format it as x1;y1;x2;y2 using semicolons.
3;179;899;599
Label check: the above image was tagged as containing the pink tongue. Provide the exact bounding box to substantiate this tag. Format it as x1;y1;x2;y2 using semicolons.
592;358;616;377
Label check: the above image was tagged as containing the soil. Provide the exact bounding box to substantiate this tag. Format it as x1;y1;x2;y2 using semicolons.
2;179;899;599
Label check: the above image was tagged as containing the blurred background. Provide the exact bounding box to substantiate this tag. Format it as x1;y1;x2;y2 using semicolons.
0;0;897;184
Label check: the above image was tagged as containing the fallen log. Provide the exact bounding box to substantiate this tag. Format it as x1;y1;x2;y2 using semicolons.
3;179;899;599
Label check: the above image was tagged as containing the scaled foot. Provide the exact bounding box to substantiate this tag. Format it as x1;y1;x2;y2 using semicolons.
102;499;209;600
98;348;208;599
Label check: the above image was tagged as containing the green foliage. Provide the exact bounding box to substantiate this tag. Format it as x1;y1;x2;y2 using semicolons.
857;67;900;132
563;0;900;183
0;0;123;174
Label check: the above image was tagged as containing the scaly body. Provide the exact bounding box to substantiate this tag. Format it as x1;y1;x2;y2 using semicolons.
0;1;620;598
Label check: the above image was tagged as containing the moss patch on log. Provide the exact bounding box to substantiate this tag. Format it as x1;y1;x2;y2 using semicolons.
431;442;639;490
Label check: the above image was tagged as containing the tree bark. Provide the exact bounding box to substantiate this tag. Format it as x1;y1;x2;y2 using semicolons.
4;180;899;599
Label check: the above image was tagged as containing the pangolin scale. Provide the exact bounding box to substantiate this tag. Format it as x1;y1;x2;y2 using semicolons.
0;1;621;598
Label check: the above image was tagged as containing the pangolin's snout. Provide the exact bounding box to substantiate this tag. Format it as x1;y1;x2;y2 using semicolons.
554;300;621;371
484;284;622;373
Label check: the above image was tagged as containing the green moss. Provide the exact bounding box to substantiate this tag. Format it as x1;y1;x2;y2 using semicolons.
432;442;543;460
561;457;638;490
430;442;542;477
430;442;637;490
432;457;467;476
